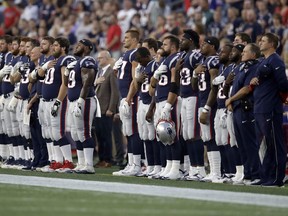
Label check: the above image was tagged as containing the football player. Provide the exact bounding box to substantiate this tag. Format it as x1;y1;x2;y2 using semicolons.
65;39;98;174
35;37;76;172
191;37;221;182
113;30;143;176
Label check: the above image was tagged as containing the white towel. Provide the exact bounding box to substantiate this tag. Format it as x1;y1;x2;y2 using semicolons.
94;96;101;118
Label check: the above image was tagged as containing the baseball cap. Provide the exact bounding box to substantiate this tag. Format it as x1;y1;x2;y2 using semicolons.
234;44;245;52
204;37;220;51
79;39;93;51
183;29;199;46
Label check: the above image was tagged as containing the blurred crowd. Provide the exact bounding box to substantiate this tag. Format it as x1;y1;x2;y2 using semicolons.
0;0;288;65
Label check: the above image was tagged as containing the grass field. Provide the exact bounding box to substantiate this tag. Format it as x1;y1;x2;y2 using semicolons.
0;183;287;216
0;167;288;216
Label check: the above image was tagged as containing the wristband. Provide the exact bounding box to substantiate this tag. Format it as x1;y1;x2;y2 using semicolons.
164;103;172;110
192;70;198;78
203;105;211;113
77;97;85;105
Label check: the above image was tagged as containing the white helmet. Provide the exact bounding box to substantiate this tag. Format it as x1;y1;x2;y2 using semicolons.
156;120;176;145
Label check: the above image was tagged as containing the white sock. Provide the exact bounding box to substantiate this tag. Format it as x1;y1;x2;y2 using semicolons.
184;155;190;171
83;148;94;166
211;151;221;177
133;154;141;167
8;144;13;157
76;150;85;165
13;146;19;160
46;142;54;161
161;160;172;176
60;144;72;162
53;145;63;163
0;144;8;159
18;145;25;159
128;153;133;166
24;149;29;160
189;166;198;176
197;166;206;177
170;160;180;172
207;151;213;174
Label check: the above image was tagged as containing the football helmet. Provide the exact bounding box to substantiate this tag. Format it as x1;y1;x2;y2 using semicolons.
156;120;176;145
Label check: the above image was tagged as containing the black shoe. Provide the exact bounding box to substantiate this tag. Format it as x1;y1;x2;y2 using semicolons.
261;181;284;187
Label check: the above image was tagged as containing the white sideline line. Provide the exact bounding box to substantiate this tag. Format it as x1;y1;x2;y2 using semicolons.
0;174;287;208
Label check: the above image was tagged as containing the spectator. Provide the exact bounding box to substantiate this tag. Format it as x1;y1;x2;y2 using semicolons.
220;7;242;42
39;0;56;29
149;15;167;40
274;0;288;27
75;12;93;41
208;9;224;38
241;9;263;42
27;19;38;39
106;15;122;59
117;0;137;39
256;0;272;30
20;0;39;22
199;0;214;27
269;13;285;54
58;20;77;47
3;0;21;34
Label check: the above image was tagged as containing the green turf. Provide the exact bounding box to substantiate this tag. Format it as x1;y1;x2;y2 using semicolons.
0;183;287;216
1;168;288;196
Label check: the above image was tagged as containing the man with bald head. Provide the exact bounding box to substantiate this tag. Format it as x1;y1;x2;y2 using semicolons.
94;50;119;167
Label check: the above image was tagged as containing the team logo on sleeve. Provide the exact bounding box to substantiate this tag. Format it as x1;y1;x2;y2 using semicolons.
84;61;94;68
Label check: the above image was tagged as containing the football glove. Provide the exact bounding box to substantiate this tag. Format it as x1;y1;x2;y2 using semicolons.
73;98;85;118
212;75;225;85
51;99;61;117
113;57;123;70
121;100;131;117
153;64;167;80
7;96;18;112
219;112;227;128
160;103;172;120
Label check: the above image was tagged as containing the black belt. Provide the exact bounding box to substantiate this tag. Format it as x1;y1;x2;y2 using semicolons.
42;98;54;102
3;93;10;99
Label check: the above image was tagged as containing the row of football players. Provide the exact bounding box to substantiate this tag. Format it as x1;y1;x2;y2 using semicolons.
0;34;100;174
112;30;288;186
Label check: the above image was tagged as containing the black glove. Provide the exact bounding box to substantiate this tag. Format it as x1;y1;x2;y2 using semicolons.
51;99;61;117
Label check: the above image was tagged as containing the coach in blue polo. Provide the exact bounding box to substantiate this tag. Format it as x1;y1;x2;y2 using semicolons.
250;33;288;187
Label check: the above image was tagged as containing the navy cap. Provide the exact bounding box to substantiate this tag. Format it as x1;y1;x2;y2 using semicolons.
234;44;245;52
79;39;93;51
204;37;220;51
183;29;199;46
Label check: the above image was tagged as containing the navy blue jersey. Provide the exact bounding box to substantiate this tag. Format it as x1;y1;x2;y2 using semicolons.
216;64;234;109
231;60;259;109
197;55;219;107
254;53;288;113
180;50;203;98
0;53;5;69
117;49;137;98
156;52;179;102
14;55;33;99
42;55;76;100
2;52;15;94
37;54;55;96
139;60;158;104
67;56;97;101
